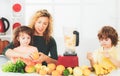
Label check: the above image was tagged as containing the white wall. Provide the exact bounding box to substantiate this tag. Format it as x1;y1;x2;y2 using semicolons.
0;0;25;41
25;0;120;66
0;0;11;36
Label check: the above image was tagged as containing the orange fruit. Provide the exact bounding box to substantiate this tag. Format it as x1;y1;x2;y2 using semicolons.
47;68;52;75
39;69;47;75
56;65;65;75
47;63;56;71
52;70;61;76
32;51;39;60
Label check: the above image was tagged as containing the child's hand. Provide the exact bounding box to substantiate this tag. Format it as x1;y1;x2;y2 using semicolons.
87;52;93;60
30;51;39;60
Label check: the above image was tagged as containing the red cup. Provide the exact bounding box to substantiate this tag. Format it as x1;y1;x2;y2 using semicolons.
13;22;21;29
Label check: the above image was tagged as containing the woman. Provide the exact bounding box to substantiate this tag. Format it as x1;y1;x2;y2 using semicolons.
3;9;58;65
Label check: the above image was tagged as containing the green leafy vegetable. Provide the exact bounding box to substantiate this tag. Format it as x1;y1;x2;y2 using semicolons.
2;59;26;73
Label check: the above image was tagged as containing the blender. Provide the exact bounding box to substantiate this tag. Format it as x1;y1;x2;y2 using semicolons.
57;27;79;67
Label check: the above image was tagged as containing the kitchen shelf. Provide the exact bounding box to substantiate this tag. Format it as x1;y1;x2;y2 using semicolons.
0;35;12;38
0;0;25;42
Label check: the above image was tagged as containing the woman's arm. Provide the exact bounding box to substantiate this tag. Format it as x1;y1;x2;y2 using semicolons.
48;37;58;64
45;56;57;64
38;52;57;64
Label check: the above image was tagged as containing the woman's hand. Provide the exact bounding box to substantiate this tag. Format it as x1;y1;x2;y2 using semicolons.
33;52;57;64
37;52;48;63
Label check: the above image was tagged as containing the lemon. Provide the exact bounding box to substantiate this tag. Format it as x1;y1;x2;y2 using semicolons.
73;67;83;76
67;67;73;74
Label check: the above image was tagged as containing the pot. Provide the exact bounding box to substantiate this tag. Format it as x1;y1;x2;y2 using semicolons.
0;39;10;54
0;17;10;35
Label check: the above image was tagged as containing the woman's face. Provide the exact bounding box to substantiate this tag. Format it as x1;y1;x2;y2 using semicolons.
99;38;112;49
18;33;31;46
34;17;49;36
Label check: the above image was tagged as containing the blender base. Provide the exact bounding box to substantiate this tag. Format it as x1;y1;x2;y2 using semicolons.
63;51;77;56
57;55;79;67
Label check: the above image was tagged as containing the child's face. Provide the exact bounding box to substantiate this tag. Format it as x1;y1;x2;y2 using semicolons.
18;32;31;46
99;38;112;48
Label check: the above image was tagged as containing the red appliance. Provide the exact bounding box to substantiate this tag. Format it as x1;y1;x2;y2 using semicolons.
57;27;79;67
0;17;10;35
57;56;79;67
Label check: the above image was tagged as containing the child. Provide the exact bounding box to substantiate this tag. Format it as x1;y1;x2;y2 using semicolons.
6;26;40;65
87;26;120;75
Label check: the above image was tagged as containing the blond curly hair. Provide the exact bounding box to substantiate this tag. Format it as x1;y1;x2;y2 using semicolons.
28;9;53;43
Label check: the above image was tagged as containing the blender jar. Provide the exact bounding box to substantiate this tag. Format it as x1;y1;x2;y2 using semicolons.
63;27;79;56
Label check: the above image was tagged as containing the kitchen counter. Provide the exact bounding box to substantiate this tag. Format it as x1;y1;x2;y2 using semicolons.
0;55;96;76
0;71;40;76
0;55;118;76
0;55;9;68
0;55;40;76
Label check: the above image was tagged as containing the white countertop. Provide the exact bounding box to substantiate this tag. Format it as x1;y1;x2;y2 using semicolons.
0;55;96;76
0;55;40;76
1;55;119;76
